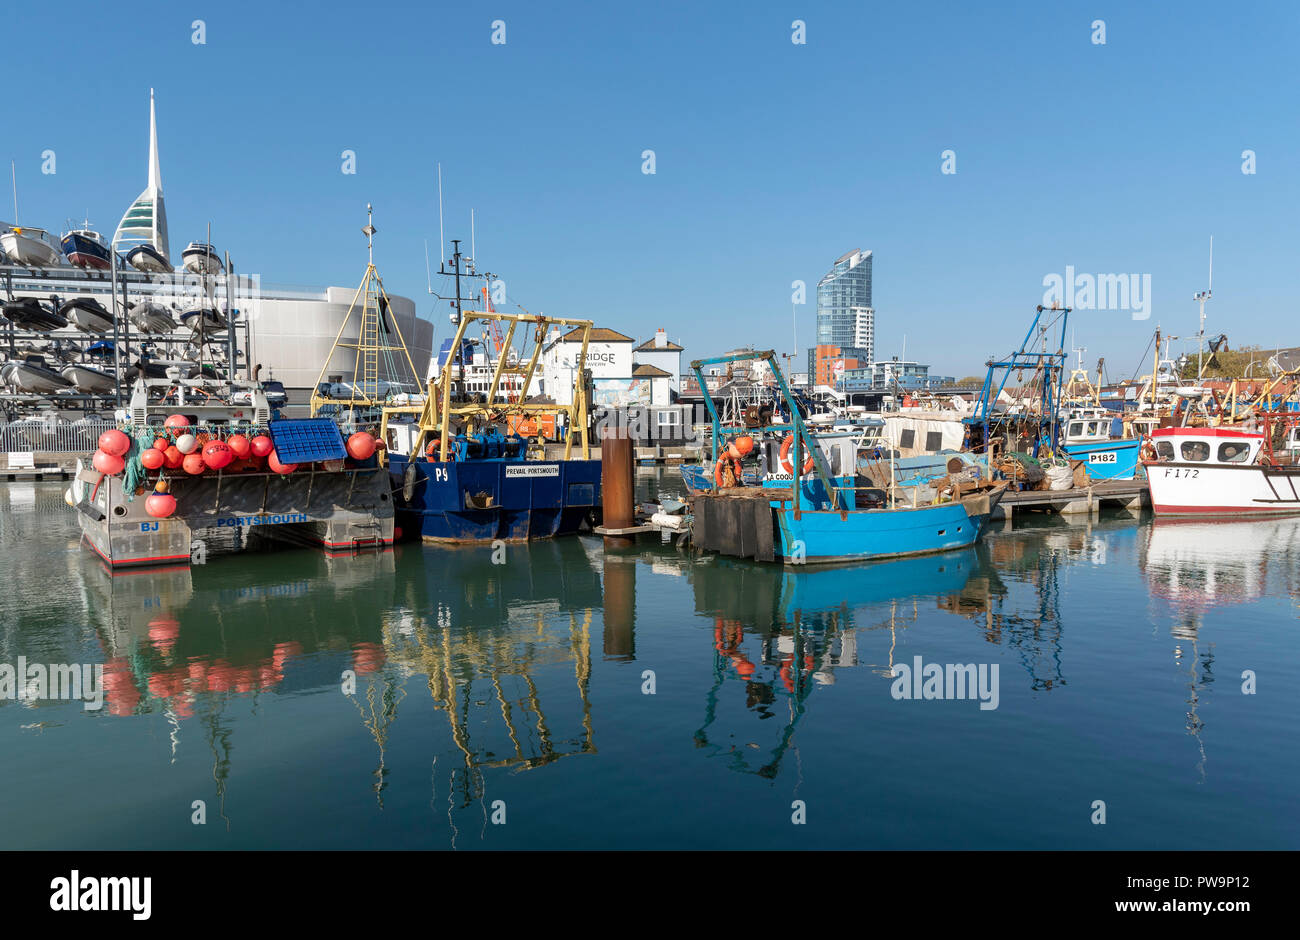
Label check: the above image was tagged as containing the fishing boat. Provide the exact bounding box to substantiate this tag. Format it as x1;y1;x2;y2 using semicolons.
2;297;68;332
180;306;227;332
1143;424;1300;516
60;297;115;333
181;242;222;275
7;356;73;393
128;300;176;334
1058;406;1142;481
60;362;116;393
377;240;602;542
688;350;1006;564
0;226;63;267
125;243;173;274
60;223;113;270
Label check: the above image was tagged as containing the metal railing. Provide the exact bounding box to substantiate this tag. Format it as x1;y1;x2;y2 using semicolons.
0;418;117;453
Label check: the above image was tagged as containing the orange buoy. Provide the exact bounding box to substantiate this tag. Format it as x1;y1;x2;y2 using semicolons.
734;435;755;456
163;445;184;469
164;414;191;431
249;434;274;458
267;450;298;474
98;429;131;457
152;436;169;452
227;433;251;459
779;433;815;475
92;449;125;476
182;452;206;475
145;492;177;517
346;431;376;460
201;440;234;470
140;448;165;470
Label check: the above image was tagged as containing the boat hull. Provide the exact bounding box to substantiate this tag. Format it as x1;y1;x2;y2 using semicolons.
126;244;173;274
61;299;114;333
61;233;112;270
390;455;601;541
129;302;176;333
772;494;999;563
1;232;62;267
1144;460;1300;516
9;363;73;393
1060;437;1141;481
61;364;116;393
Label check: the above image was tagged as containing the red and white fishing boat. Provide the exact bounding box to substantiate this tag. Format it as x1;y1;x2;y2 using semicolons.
1144;426;1300;516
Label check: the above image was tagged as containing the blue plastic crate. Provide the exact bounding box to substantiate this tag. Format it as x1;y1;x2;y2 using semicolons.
268;419;347;463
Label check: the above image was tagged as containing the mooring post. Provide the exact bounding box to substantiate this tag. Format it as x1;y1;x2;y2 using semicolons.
602;555;636;660
601;426;635;549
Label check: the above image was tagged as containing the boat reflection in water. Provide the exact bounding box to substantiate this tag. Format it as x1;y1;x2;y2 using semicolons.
1141;517;1300;780
688;549;982;778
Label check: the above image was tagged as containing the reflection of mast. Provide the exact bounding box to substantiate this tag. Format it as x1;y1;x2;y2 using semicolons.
347;667;408;808
204;710;233;831
1174;637;1213;782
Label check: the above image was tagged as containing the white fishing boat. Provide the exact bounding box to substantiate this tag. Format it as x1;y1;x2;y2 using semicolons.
181;241;223;275
1144;425;1300;516
1;226;63;267
128;300;176;334
180;306;227;332
60;362;116;393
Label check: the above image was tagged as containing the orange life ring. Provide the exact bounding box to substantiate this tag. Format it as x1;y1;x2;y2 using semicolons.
779;433;815;475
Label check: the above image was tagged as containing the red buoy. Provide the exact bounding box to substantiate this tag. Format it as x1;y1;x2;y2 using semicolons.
227;433;251;459
152;437;169;453
346;431;376;460
140;448;166;470
92;449;125;476
163;445;184;469
164;414;191;431
202;440;234;470
98;429;131;457
267;450;298;474
250;435;274;458
182;452;206;475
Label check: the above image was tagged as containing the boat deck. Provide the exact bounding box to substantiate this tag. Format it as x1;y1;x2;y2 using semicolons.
999;479;1148;515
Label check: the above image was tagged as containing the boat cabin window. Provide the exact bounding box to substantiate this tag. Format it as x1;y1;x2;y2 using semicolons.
898;429;915;449
925;431;943;451
1217;442;1250;463
1087;421;1100;436
1155;441;1175;460
1179;440;1211;462
1068;422;1083;437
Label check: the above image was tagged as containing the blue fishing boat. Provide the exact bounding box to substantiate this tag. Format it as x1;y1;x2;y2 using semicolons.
687;350;1006;565
378;240;603;543
1057;408;1141;480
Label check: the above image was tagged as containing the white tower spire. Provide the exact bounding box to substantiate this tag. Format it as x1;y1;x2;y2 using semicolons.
114;88;170;261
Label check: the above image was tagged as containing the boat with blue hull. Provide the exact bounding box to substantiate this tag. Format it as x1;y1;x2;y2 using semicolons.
686;349;1006;565
372;238;602;544
1059;437;1141;481
389;453;601;541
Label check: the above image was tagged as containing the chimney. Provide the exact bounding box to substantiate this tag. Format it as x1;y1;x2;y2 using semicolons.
655;328;666;348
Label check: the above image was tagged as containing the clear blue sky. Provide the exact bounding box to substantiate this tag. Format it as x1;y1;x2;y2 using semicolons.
5;0;1297;380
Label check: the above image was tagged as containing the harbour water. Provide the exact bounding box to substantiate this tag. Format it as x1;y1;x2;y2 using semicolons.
1;470;1297;850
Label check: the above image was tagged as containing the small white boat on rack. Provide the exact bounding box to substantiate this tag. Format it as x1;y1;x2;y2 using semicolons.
180;306;227;332
181;241;223;275
128;300;176;334
1;226;64;267
60;362;116;393
7;356;74;393
125;243;173;274
1144;425;1300;517
59;297;115;333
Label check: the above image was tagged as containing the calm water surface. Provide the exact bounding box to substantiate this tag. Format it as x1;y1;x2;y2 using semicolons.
1;470;1296;849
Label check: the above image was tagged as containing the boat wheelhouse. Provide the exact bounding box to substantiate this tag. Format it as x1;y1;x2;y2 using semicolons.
1143;426;1300;516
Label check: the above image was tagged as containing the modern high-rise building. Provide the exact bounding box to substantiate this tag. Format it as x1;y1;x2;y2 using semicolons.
816;248;874;362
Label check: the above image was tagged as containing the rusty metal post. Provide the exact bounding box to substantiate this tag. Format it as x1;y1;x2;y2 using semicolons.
601;425;635;549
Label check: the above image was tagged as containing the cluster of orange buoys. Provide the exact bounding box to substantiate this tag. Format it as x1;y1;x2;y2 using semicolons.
89;417;382;519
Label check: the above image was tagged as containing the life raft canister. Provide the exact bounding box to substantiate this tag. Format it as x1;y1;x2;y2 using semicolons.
779;433;815;475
